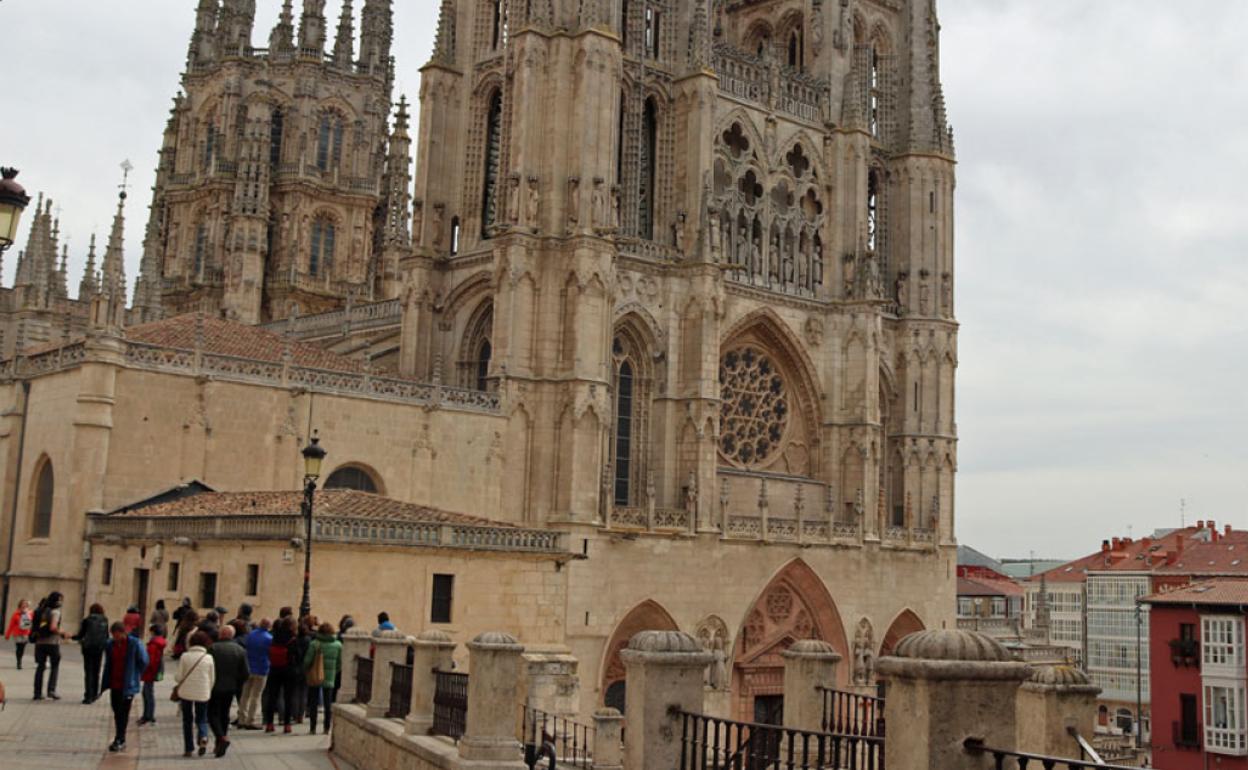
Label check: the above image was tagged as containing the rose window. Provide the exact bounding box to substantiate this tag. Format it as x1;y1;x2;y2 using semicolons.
719;346;790;466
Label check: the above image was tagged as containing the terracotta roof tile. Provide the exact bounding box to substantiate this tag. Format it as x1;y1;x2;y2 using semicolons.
1143;579;1248;607
957;576;1025;597
125;313;364;373
104;489;512;528
1026;527;1222;584
1155;539;1248;575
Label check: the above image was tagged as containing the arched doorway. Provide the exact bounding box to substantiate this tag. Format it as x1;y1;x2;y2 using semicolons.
600;600;680;714
732;560;848;722
879;609;926;657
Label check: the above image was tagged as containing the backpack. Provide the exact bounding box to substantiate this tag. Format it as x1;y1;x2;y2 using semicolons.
306;642;325;687
269;641;289;669
30;606;54;641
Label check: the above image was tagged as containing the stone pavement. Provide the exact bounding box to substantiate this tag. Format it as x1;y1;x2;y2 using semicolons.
0;640;354;769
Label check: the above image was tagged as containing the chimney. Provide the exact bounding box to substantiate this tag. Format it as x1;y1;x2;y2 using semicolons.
1111;537;1121;550
1227;524;1232;537
1198;520;1205;529
1101;540;1111;554
1142;536;1153;549
1209;520;1217;531
1177;534;1185;553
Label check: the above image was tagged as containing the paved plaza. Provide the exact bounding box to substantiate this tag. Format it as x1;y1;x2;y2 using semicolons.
0;641;352;769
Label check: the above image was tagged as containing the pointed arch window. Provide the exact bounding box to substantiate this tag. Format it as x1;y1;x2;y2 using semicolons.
310;216;336;277
614;358;634;505
193;223;208;277
269;108;285;167
611;330;651;507
461;300;494;391
638;99;657;240
317;111;346;172
867;170;880;253
491;0;508;49
643;6;660;60
870;49;882;138
481;90;504;238
788;27;803;70
203;120;218;171
31;459;53;539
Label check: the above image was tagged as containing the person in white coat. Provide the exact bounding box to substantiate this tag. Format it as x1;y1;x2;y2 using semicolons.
175;631;216;757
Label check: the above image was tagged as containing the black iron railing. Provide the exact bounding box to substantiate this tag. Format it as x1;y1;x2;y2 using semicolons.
963;738;1140;769
678;710;884;770
387;662;413;718
354;655;373;704
818;687;886;738
521;705;595;769
433;669;469;741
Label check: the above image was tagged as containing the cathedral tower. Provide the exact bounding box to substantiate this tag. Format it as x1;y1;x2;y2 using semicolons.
405;0;957;537
138;0;403;323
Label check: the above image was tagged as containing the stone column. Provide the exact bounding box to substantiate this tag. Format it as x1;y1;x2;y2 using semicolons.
592;707;624;770
520;644;581;717
782;639;842;732
876;629;1032;770
459;631;526;762
620;631;713;770
337;626;372;703
367;629;411;718
1015;666;1101;757
406;629;456;735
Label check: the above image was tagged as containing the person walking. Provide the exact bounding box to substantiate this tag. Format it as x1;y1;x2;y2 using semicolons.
240;619;271;730
137;623;166;725
304;622;342;735
72;603;110;704
171;609;199;659
171;597;193;626
291;616;313;725
174;631;215;757
32;591;68;700
101;621;148;753
334;615;355;694
207;625;248;756
122;606;142;636
149;599;169;631
261;617;297;733
4;598;33;670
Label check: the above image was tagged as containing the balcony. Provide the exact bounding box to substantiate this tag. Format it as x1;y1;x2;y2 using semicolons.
1172;720;1201;750
1169;638;1200;667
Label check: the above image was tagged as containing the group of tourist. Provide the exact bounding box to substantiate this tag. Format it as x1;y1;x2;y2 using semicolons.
5;595;357;758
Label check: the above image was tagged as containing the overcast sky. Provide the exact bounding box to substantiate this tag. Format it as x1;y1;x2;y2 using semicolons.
2;1;1245;560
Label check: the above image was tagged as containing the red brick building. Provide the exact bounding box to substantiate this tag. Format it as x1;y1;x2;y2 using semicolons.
1143;580;1248;769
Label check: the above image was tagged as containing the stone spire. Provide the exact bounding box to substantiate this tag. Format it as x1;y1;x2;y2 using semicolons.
218;0;257;58
360;0;393;75
298;0;328;53
689;0;711;71
12;193;42;291
93;179;130;331
188;0;221;67
79;234;99;300
269;0;296;53
17;196;56;309
430;0;455;66
381;96;412;248
55;242;70;301
901;0;953;155
332;0;355;68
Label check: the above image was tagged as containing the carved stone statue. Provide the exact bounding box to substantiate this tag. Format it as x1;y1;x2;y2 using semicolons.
431;204;445;249
769;230;781;281
526;176;540;232
506;173;522;225
567;176;580;231
412;199;424;244
919;280;930;315
710;636;728;690
685;470;698;513
673;211;686;254
591;178;607;231
843;254;856;298
895;271;909;308
940;272;952;314
852;619;875;685
610;185;621;231
696;616;731;691
707;207;722;262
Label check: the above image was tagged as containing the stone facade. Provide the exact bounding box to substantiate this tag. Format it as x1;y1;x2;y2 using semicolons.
0;0;960;725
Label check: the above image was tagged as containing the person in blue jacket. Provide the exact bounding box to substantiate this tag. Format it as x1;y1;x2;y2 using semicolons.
239;620;273;729
101;621;150;753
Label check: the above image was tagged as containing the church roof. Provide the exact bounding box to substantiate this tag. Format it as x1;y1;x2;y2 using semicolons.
103;488;512;529
125;313;366;374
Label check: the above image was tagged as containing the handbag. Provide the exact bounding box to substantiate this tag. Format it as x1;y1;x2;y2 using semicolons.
307;643;325;687
171;651;207;702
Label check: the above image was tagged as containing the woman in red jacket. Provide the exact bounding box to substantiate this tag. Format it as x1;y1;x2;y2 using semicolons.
137;623;167;725
4;598;33;670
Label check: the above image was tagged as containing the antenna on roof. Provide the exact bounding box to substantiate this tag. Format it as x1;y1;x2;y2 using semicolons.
1180;498;1186;527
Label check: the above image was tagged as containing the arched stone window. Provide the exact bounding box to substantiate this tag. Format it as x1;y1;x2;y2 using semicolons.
610;326;651;506
269;108;285;167
31;458;53;539
481;90;503;238
643;5;660;60
638;99;658;241
316;111;346;172
460;300;494;391
325;465;381;494
491;0;507;49
309;215;336;277
192;223;208;277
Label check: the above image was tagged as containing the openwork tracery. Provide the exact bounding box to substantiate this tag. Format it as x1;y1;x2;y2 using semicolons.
718;346;790;468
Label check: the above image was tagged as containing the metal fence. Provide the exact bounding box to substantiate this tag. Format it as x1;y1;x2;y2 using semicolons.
432;669;469;741
387;662;413;718
818;687;885;738
962;738;1140;769
520;705;595;769
677;710;885;770
353;655;373;705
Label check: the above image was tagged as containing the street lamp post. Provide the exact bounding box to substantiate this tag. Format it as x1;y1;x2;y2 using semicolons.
298;432;327;620
0;168;33;256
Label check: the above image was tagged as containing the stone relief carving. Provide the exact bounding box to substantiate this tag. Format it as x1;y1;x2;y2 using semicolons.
696;615;731;690
853;618;875;685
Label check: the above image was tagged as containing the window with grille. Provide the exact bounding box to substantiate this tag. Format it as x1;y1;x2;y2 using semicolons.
316;113;345;172
270;109;284;167
199;572;218;609
638;99;657;240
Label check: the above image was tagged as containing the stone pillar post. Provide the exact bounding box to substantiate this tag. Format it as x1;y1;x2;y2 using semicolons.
405;629;456;735
520;644;581;717
459;631;526;762
337;626;372;703
1015;666;1101;757
592;707;624;770
620;631;713;770
367;629;411;718
876;630;1031;770
782;639;842;732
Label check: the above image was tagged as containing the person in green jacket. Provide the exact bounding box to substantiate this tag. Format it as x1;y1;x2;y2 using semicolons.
304;622;343;735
